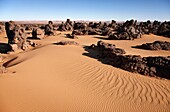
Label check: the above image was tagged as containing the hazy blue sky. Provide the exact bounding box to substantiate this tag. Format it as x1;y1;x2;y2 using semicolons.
0;0;170;21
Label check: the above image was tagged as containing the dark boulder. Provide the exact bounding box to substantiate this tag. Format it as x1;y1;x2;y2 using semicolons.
32;27;44;39
134;41;170;50
45;21;55;36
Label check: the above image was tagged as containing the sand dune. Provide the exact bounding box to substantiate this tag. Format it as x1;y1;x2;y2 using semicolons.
0;33;170;112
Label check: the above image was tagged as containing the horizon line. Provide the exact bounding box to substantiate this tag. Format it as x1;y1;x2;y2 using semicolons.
0;19;170;22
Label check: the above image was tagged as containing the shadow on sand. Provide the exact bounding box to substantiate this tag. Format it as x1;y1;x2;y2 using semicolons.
93;36;109;40
82;46;111;65
131;45;149;51
27;37;41;40
0;43;12;53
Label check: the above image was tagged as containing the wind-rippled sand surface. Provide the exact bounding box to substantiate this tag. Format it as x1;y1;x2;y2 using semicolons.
0;32;170;112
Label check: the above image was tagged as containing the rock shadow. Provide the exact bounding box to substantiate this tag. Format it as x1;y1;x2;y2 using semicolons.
93;36;109;40
0;43;12;53
82;46;111;65
27;37;41;40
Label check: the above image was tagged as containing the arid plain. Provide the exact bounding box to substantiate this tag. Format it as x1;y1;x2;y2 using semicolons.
0;20;170;112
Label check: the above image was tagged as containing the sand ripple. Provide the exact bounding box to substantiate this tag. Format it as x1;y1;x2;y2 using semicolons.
68;60;170;105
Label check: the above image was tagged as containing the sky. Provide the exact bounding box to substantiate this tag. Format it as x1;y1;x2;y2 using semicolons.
0;0;170;21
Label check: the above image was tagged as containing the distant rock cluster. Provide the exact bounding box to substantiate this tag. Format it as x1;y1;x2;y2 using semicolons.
3;20;61;53
72;22;102;35
108;20;142;40
4;19;169;40
133;41;170;50
110;20;170;39
58;19;73;31
5;21;37;51
64;19;170;40
89;41;170;79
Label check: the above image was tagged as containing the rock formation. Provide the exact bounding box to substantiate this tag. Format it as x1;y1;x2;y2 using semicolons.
69;19;170;39
5;21;36;51
45;21;55;36
72;22;102;35
108;19;142;40
157;21;170;37
32;27;44;39
88;41;170;79
58;19;73;31
133;41;170;50
108;20;117;29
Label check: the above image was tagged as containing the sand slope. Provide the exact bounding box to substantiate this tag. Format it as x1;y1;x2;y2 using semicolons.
0;33;170;112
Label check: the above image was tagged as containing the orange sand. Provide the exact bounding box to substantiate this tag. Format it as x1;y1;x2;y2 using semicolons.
0;32;170;112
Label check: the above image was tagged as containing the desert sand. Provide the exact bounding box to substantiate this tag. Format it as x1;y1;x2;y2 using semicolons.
0;31;170;112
